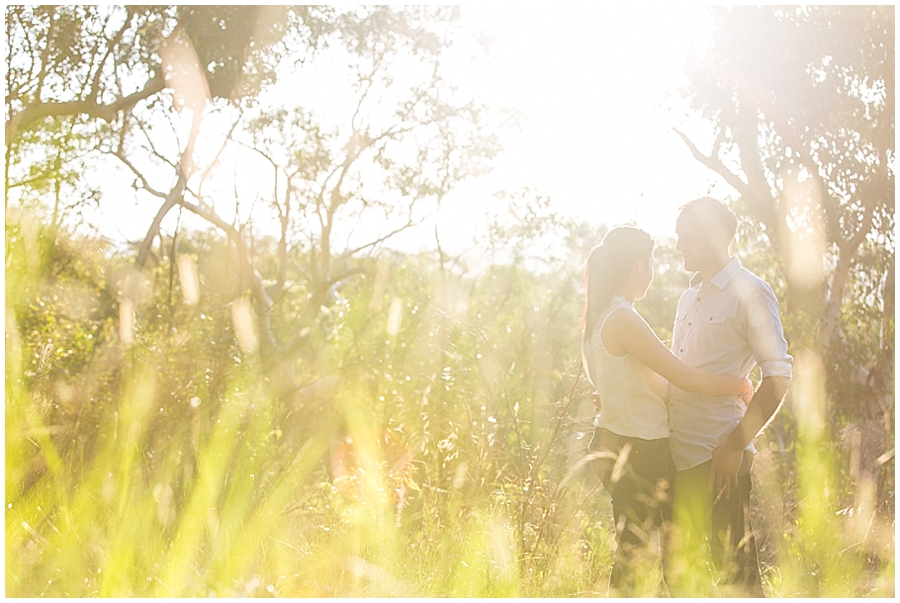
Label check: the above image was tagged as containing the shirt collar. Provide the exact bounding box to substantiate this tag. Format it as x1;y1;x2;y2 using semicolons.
690;257;741;290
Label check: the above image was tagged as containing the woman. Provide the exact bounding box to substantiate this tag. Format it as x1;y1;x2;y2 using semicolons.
581;226;751;596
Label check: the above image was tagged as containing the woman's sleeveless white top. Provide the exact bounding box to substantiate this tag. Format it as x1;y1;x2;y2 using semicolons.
581;296;669;440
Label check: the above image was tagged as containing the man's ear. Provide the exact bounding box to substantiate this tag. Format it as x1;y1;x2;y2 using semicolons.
709;226;730;251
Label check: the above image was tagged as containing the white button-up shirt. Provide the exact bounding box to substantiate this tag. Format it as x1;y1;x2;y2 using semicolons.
668;258;792;470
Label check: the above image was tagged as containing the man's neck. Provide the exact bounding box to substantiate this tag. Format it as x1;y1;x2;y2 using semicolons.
698;255;732;282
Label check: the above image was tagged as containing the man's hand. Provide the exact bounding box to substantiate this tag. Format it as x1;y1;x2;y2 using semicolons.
709;444;743;500
710;376;789;501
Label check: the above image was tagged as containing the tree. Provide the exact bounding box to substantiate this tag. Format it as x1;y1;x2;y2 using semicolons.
5;6;327;140
6;4;509;400
238;5;506;366
5;4;339;238
675;6;894;421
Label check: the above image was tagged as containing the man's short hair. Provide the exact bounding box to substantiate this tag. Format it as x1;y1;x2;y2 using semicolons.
678;197;738;242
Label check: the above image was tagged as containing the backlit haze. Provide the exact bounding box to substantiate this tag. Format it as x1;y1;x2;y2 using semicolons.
90;5;731;255
446;4;727;242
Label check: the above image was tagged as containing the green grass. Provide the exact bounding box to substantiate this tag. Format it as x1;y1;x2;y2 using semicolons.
8;348;892;596
5;222;894;597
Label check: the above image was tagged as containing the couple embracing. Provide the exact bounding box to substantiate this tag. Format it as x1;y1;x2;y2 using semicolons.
581;198;792;597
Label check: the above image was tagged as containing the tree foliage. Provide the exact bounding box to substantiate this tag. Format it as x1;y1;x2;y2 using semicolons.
5;5;330;231
6;5;510;390
5;6;326;138
676;5;894;422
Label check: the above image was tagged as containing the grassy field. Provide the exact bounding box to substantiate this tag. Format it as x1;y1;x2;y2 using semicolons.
7;342;894;596
5;221;894;597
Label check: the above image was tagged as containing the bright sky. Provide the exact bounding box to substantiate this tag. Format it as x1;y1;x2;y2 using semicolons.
434;4;731;246
85;5;733;254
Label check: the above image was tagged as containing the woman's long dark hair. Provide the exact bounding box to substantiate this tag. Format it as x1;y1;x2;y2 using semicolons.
581;226;654;344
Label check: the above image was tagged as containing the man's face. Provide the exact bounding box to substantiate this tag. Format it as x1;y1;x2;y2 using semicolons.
675;212;715;273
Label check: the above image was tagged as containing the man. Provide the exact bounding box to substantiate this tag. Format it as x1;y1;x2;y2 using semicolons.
666;197;792;597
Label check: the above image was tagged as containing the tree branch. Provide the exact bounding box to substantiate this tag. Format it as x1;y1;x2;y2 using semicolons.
337;213;425;263
114;151;169;199
5;72;165;143
674;128;750;197
89;9;133;103
133;167;187;274
178;192;278;358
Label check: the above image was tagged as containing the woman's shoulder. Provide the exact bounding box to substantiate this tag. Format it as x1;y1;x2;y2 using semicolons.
596;297;642;356
603;296;637;322
602;299;654;343
593;297;629;335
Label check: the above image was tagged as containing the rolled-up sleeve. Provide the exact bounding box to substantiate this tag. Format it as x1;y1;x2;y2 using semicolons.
746;284;792;379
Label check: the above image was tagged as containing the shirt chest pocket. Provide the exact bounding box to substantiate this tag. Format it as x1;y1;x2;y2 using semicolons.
693;311;736;353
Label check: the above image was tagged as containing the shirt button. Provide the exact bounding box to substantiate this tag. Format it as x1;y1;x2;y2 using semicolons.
688;322;692;326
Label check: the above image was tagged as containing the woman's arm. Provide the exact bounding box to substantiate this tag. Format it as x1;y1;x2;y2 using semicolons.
603;308;751;398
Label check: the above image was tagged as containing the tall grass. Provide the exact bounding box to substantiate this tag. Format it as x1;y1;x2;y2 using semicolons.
761;351;895;597
5;218;894;597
